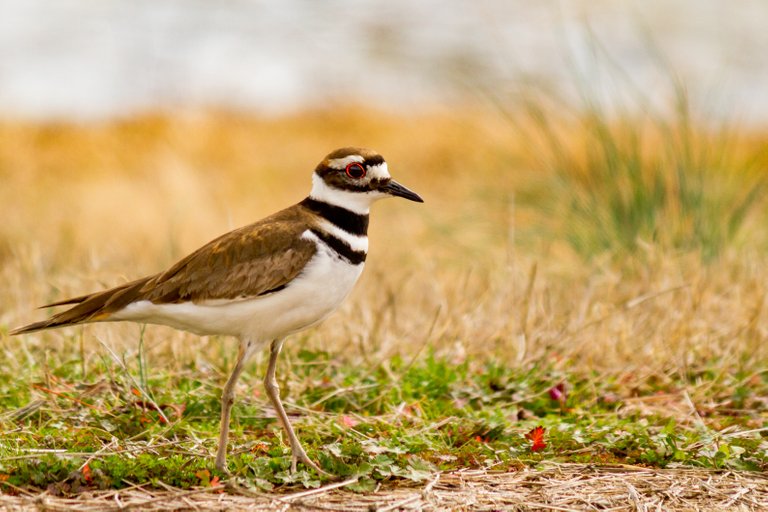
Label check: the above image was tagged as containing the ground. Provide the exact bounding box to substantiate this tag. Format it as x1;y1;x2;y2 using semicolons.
3;466;768;511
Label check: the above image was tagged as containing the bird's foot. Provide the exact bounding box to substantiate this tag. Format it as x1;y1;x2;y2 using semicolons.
215;461;232;476
290;444;332;477
214;445;232;475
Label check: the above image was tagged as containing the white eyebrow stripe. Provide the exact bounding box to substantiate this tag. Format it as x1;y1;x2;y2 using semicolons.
328;155;364;169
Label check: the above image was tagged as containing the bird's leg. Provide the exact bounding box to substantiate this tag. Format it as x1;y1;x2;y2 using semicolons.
264;338;329;476
215;339;255;472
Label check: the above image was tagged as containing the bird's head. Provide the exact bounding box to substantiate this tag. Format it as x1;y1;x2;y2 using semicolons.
310;147;423;213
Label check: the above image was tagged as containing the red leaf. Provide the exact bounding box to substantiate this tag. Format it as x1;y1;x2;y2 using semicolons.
339;415;359;428
210;474;224;493
82;463;93;484
525;426;547;452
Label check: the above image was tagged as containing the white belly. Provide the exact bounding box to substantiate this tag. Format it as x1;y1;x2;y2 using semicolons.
111;247;364;342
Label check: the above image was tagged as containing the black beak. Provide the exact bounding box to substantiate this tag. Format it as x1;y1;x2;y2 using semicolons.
381;180;424;202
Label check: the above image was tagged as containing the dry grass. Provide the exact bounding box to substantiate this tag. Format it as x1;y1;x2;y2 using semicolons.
1;108;768;508
2;466;767;511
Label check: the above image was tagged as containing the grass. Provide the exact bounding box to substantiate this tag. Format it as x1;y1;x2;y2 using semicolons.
2;348;766;493
1;107;767;499
504;84;768;260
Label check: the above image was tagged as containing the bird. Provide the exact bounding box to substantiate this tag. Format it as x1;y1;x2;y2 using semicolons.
10;147;423;475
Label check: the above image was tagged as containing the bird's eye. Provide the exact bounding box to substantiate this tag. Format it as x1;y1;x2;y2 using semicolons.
345;162;366;179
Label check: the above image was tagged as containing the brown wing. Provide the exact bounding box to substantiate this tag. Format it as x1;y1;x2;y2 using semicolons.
139;213;317;303
10;205;317;334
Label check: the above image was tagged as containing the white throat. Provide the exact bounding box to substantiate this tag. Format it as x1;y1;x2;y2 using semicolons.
308;173;386;214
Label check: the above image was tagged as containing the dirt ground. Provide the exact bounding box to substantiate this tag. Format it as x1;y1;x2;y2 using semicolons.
2;464;767;511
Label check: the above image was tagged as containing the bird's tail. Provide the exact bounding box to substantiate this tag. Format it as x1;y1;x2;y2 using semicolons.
10;277;152;335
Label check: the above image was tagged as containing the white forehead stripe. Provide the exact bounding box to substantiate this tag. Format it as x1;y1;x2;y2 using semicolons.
328;155;365;170
366;162;390;180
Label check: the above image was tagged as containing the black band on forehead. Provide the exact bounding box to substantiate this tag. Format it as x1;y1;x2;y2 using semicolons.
364;155;385;167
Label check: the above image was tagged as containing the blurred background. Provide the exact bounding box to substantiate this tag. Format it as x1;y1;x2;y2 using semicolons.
2;0;767;123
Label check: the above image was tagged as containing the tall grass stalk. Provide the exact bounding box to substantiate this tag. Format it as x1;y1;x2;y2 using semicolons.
516;83;766;259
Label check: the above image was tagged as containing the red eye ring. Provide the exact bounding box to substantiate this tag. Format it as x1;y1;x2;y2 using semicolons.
345;162;366;179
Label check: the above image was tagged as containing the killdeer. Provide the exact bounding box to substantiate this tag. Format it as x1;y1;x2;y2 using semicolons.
11;147;423;475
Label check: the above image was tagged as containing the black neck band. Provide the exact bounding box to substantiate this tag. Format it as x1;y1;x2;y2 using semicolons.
300;197;369;236
309;228;367;265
